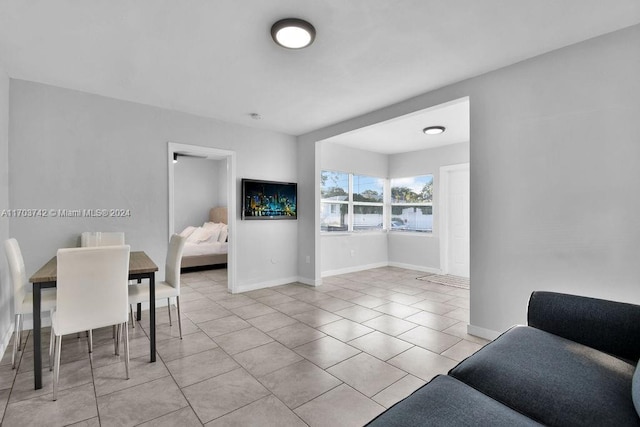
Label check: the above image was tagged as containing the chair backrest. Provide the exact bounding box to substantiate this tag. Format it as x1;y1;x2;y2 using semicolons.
5;238;28;313
165;234;187;290
56;245;130;335
81;232;125;247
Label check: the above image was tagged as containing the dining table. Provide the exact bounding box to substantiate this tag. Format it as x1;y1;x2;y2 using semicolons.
29;250;159;390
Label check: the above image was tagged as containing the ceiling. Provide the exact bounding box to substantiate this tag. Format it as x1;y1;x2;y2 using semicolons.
0;0;639;138
324;97;469;154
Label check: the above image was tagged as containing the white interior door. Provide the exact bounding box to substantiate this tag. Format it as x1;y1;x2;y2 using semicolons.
446;166;470;278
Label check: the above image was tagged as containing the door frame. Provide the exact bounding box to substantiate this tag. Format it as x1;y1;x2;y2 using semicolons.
168;142;237;293
439;162;470;276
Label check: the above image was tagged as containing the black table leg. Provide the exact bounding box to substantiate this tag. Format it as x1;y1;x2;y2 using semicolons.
137;303;141;321
33;283;42;390
149;272;156;362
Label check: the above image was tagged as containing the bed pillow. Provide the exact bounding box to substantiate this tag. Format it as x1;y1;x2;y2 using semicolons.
186;227;214;243
179;226;197;238
218;225;228;243
203;222;223;243
204;228;221;243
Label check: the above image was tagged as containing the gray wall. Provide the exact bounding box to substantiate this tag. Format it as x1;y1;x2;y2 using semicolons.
174;156;223;232
296;139;320;285
0;63;10;355
216;159;228;208
9;80;298;292
388;142;469;271
301;24;640;335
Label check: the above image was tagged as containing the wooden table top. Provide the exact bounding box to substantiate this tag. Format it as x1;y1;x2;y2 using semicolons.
30;250;158;283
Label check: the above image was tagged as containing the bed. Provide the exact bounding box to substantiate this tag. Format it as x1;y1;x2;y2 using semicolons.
179;207;228;270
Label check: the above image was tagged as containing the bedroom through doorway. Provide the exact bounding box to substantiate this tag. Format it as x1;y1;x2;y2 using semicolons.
168;142;237;292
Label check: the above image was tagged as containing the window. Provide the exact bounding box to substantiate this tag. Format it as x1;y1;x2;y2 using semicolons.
390;175;433;232
321;171;434;233
321;171;384;232
321;171;349;231
352;175;384;231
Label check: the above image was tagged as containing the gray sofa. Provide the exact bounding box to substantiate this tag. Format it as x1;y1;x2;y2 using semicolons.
368;291;640;426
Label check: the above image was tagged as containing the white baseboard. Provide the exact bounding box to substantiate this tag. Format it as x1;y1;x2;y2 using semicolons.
467;324;501;341
297;276;322;287
387;262;442;275
321;262;389;278
234;276;301;294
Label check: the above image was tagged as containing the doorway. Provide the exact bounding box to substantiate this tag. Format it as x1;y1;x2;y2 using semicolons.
167;142;237;292
440;163;470;278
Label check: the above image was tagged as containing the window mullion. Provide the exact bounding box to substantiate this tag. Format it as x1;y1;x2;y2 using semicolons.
384;178;391;231
348;173;354;232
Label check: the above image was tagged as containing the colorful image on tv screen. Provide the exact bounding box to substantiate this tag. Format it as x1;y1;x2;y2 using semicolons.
243;180;297;219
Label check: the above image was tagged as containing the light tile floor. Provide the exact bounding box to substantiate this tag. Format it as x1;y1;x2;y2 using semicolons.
0;267;489;426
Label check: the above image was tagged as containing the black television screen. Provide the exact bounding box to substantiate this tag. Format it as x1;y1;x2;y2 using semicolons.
241;179;297;220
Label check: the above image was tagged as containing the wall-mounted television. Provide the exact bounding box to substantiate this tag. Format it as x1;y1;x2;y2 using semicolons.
241;178;297;220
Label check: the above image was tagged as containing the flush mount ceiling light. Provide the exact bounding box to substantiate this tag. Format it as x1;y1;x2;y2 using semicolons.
423;126;446;135
271;18;316;49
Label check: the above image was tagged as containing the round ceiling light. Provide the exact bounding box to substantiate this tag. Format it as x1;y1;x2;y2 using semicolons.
423;126;446;135
271;18;316;49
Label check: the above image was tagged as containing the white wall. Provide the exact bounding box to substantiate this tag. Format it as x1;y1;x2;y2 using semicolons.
301;24;640;337
0;64;10;357
388;142;469;272
320;142;389;275
174;156;222;232
216;159;228;208
296;139;320;285
9;80;298;292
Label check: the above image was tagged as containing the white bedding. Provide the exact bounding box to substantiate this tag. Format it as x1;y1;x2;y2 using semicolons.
182;241;228;257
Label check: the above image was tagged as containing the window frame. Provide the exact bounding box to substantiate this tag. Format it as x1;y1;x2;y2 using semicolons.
321;170;434;234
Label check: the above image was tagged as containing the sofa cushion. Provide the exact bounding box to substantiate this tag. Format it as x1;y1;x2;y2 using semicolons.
367;375;541;426
633;361;640;416
450;326;639;426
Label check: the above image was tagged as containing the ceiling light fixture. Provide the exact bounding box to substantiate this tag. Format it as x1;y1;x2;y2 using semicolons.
271;18;316;49
423;126;446;135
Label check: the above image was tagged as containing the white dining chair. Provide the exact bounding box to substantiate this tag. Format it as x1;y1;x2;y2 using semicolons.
4;238;57;369
128;234;187;338
80;231;125;247
51;245;131;401
80;231;126;350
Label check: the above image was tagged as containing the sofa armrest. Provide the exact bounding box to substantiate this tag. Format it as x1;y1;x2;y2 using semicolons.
528;291;640;362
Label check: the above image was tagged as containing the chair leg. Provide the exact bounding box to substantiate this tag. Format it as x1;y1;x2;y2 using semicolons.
11;314;20;369
49;328;55;371
17;314;23;351
176;296;183;340
87;330;93;353
52;334;62;401
167;298;172;326
130;305;135;329
123;322;130;380
115;324;120;356
17;314;24;351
